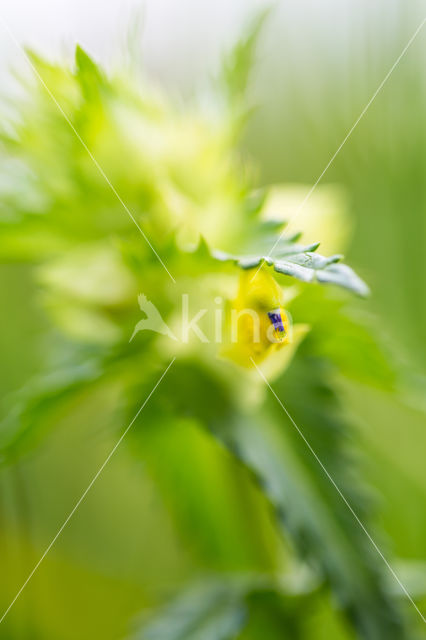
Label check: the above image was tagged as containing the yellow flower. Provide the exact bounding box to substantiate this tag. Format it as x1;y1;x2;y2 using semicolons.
221;268;307;373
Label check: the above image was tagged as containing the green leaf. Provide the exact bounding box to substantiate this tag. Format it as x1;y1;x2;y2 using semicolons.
239;588;306;640
74;45;105;102
128;357;407;638
0;343;164;464
75;45;102;79
220;9;270;106
0;359;102;463
210;357;408;639
126;360;280;572
133;580;247;640
131;577;312;640
212;238;369;297
289;286;396;389
208;217;369;296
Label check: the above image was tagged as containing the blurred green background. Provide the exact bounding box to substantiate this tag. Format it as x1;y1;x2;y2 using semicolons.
0;1;425;639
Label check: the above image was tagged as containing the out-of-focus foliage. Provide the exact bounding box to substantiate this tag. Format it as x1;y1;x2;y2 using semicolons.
0;10;424;640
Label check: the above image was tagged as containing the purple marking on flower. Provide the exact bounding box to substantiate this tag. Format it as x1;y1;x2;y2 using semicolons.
267;308;285;334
